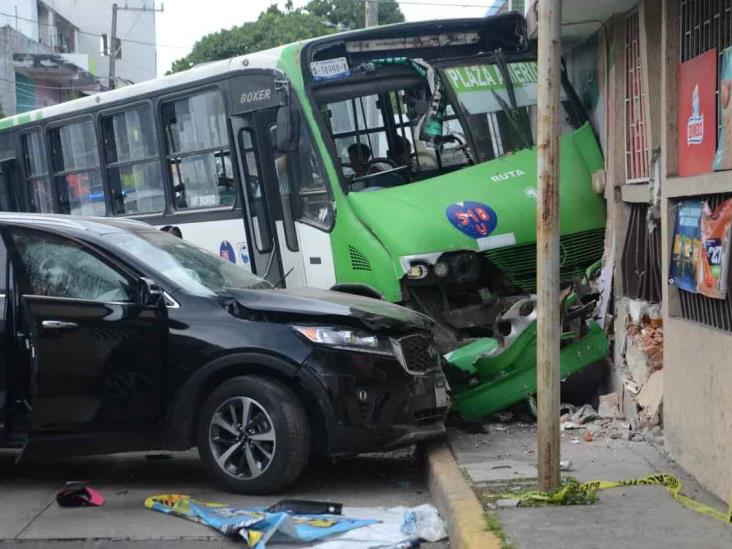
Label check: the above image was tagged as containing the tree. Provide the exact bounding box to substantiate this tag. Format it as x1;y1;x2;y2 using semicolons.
169;5;335;73
306;0;404;30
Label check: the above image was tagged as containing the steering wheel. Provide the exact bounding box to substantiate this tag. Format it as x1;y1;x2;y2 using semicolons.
368;157;398;171
437;134;472;163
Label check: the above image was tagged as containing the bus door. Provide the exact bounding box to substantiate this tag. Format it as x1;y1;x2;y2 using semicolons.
230;111;285;286
0;158;19;211
228;73;307;288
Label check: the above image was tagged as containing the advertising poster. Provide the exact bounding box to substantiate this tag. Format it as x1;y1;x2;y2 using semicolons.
679;49;717;175
697;198;732;299
716;47;732;170
669;200;704;293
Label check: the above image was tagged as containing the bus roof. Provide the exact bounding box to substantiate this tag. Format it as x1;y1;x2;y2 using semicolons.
0;45;287;131
0;13;525;131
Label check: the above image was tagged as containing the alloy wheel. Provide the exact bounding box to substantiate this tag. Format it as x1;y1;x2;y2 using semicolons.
208;397;276;479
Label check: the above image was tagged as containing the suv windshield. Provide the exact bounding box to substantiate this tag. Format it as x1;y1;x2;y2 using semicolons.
104;230;271;296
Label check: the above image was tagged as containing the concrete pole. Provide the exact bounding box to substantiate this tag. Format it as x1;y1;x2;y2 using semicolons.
109;3;118;89
536;0;562;492
365;0;378;28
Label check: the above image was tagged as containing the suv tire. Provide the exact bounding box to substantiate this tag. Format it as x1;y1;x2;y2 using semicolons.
197;375;310;494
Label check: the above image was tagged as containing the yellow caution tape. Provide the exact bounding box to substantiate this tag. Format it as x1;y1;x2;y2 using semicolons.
506;474;732;524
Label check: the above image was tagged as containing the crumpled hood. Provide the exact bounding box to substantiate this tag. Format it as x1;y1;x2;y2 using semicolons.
224;287;433;332
347;124;606;261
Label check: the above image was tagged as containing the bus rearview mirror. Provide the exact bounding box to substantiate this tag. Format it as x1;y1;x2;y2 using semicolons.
276;103;300;152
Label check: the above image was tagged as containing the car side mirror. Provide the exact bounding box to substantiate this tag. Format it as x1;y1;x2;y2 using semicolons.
139;277;163;306
276;99;300;152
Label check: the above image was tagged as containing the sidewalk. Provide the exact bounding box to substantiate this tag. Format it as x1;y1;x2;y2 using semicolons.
449;422;732;549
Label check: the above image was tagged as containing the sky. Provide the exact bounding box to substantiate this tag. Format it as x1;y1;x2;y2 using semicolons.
154;0;499;76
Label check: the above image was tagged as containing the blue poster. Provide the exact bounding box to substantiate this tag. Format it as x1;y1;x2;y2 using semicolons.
145;495;376;548
669;200;705;293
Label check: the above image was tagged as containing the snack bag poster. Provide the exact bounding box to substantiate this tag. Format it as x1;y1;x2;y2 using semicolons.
670;200;704;293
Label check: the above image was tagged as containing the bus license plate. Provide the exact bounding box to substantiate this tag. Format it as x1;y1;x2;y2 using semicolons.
310;57;351;81
435;380;449;408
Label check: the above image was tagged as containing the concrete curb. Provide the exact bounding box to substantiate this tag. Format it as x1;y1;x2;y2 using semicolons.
426;442;502;549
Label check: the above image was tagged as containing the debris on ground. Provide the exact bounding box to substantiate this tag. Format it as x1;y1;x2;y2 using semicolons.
614;298;664;432
56;482;105;507
144;494;447;548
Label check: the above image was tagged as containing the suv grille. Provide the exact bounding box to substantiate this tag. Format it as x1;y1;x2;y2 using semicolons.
394;334;439;374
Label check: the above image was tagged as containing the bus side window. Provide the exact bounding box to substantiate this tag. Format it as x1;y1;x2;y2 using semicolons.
101;105;164;216
49;119;105;217
161;90;234;211
20;131;54;213
290;128;332;229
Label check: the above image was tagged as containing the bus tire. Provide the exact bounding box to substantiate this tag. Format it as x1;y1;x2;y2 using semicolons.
196;375;310;494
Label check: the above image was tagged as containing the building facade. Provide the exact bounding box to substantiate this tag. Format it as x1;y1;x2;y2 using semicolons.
528;0;732;504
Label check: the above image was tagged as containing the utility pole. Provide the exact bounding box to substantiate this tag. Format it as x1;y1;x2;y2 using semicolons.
365;0;378;27
536;0;562;492
108;3;118;89
108;2;164;89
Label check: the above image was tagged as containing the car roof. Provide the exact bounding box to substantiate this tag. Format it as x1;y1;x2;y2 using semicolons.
0;212;153;236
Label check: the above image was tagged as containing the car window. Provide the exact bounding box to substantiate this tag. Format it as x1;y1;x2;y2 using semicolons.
9;228;135;302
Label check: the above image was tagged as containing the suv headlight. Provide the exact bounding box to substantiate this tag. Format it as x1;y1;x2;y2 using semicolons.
293;326;394;356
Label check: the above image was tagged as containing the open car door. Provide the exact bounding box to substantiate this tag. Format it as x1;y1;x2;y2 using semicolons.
5;226;168;459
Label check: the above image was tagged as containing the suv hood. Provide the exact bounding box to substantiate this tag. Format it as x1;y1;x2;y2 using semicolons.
224;287;433;332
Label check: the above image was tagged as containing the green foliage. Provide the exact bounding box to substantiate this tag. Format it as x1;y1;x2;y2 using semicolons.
169;4;335;74
306;0;404;30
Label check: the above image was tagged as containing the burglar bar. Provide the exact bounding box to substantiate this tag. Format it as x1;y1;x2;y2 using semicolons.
625;9;650;183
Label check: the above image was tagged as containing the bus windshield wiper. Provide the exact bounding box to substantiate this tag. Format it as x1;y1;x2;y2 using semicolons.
491;49;532;149
491;90;532;150
494;49;517;110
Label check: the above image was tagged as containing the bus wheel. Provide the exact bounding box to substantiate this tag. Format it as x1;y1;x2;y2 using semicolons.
196;376;310;494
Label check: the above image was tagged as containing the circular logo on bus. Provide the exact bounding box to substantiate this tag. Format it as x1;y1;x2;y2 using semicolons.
219;240;236;263
445;201;498;239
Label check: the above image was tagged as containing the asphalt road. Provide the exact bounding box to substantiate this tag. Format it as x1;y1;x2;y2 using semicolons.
0;447;448;548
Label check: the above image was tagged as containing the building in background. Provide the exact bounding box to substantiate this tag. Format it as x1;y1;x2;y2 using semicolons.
0;0;157;116
47;0;157;87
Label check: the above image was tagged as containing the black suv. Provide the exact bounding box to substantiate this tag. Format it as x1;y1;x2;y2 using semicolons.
0;214;448;493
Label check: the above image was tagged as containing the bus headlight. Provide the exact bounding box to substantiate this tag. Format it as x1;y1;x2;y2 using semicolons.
434;261;449;278
407;263;429;279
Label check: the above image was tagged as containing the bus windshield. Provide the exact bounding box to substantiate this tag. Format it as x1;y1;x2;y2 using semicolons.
318;58;575;192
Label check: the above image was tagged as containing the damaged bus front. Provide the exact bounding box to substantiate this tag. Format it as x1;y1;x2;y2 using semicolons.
293;14;605;335
286;13;609;416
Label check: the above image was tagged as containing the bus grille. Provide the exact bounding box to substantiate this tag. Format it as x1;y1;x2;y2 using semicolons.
348;245;372;271
484;228;605;293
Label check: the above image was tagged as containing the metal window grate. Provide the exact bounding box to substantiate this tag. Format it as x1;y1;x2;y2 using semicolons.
679;0;732;135
622;204;662;302
676;194;732;331
679;0;731;63
625;10;650;183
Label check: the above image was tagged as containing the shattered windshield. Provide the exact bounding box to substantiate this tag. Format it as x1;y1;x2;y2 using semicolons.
318;57;576;193
104;230;271;296
443;61;573;161
319;59;471;193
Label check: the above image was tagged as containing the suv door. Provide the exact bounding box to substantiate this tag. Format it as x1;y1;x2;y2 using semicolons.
5;226;167;456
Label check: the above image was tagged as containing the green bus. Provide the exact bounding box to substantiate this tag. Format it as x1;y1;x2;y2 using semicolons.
0;12;606;346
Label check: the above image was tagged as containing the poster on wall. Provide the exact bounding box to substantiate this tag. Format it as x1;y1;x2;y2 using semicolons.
715;47;732;170
669;200;704;293
679;49;717;176
697;198;732;299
